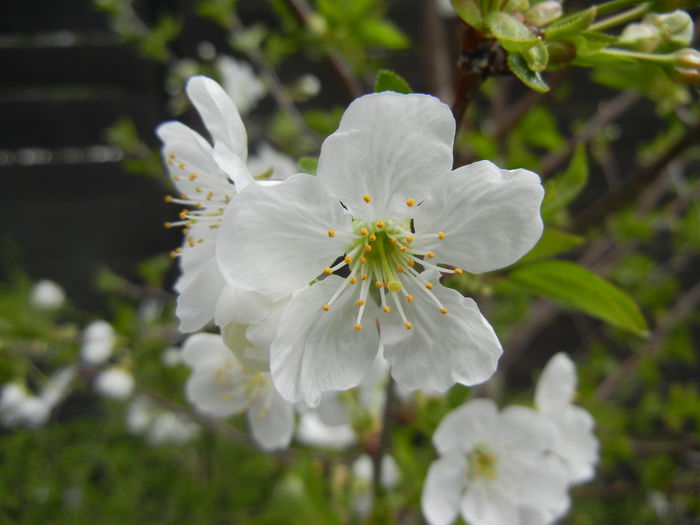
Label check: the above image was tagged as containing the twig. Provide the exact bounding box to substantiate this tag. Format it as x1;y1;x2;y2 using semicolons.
595;279;700;400
281;0;362;100
571;119;700;232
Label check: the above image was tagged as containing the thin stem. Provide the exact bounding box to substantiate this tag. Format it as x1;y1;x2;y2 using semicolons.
597;48;676;65
588;2;650;32
594;0;647;17
372;376;396;502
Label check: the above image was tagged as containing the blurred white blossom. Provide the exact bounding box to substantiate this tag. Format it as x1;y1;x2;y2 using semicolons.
215;55;265;115
80;320;115;365
95;367;135;400
30;279;65;310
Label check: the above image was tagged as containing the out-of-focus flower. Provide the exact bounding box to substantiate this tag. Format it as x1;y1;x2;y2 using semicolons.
94;367;135;400
295;410;356;450
30;279;65;310
218;91;543;406
247;143;297;181
126;396;200;446
80;320;115;365
215;55;265;115
421;399;569;525
535;353;599;484
182;332;294;451
352;454;400;516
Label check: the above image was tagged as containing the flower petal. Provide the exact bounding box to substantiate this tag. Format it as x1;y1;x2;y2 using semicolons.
175;258;226;332
421;451;466;525
381;277;502;393
213;143;255;189
217;173;350;293
270;276;381;406
214;284;284;327
317;92;455;219
247;389;295;451
535;352;576;412
181;333;231;369
186;75;248;161
221;322;270;372
433;398;499;455
413;160;544;273
461;485;519;525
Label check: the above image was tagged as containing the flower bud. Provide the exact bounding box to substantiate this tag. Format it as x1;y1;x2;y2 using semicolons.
619;22;661;52
645;10;694;49
674;49;700;85
525;1;563;26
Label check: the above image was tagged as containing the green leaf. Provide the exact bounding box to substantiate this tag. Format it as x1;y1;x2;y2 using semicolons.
374;69;412;94
519;229;584;263
509;260;649;336
524;38;549;72
451;0;482;28
486;12;539;52
358;19;409;49
541;143;589;219
507;53;550;92
545;6;597;40
298;157;318;175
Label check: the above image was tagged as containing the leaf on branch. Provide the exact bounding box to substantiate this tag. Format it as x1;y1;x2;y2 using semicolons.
542;143;589;220
545;7;597;41
508;260;650;336
507;53;550;92
451;0;482;28
524;39;549;72
485;12;539;52
374;69;412;94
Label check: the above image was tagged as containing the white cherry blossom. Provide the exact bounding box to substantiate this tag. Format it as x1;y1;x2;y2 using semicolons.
80;320;115;365
217;91;544;406
535;352;599;484
181;332;294;451
215;55;266;115
30;279;65;310
421;398;570;525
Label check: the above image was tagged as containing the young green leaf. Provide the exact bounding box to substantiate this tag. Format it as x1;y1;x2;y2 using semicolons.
374;69;412;94
545;6;597;41
507;53;550;92
518;229;584;263
509;260;649;336
524;39;549;72
298;157;318;175
451;0;482;29
542;143;589;219
486;11;539;52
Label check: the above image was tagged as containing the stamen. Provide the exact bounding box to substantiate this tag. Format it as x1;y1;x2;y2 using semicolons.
361;274;368;280
328;229;335;238
425;283;433;290
350;276;357;284
363;194;372;203
344;256;353;264
426;252;435;259
357;300;365;306
383;306;391;313
322;305;330;311
324;267;333;275
364;245;372;253
406;295;414;302
360;256;367;264
406;198;415;207
406;236;414;243
455;268;463;275
376;221;385;229
405;322;412;329
189;173;198;180
359;228;369;235
369;234;376;242
439;307;448;314
438;232;446;240
374;281;383;288
354;323;363;331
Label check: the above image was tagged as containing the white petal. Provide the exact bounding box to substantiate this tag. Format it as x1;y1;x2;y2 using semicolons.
181;333;232;369
499;405;559;455
175;258;226;332
186;75;248;161
433;398;499;455
317;92;455;219
212;143;255;189
499;456;570;518
270;276;381;406
247;389;295;451
413;160;544;273
244;296;291;359
185;362;250;417
221;322;270;372
176;241;216;293
217;173;350;293
382;279;502;393
421;451;466;525
535;352;576;412
548;405;599;483
461;485;519;525
295;411;356;449
214;284;283;328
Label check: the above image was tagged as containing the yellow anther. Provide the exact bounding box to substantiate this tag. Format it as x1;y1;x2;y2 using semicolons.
322;305;330;311
400;246;408;252
388;280;402;293
438;232;446;240
363;194;372;203
164;195;173;203
178;162;185;169
357;300;365;306
323;267;333;275
180;193;188;199
167;160;174;166
195;202;203;209
396;266;404;273
390;237;398;244
179;210;189;220
195;187;202;192
406;198;415;207
164;222;172;229
360;256;367;264
364;245;372;253
440;307;448;314
209;224;219;229
406;236;414;243
383;306;391;313
189;173;198;180
369;234;376;242
427;252;435;259
354;323;363;331
454;267;463;275
359;227;369;235
182;228;189;234
206;192;214;200
376;221;385;229
328;229;335;238
375;281;383;288
361;274;368;281
350;276;357;284
188;237;195;247
404;322;412;330
344;256;353;264
173;175;180;180
425;283;434;290
406;295;414;302
168;153;175;159
197;239;203;244
407;260;415;266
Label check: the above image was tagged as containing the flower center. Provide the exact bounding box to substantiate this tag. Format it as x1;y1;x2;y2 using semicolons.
320;195;463;332
214;359;269;409
467;444;498;481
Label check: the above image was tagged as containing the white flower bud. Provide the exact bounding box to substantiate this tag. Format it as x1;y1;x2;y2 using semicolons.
80;320;115;365
30;279;65;310
95;368;134;400
525;1;563;26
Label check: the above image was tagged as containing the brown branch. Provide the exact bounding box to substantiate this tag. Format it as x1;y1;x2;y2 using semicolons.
571;119;700;233
281;0;362;100
372;376;397;501
595;279;700;400
423;0;454;102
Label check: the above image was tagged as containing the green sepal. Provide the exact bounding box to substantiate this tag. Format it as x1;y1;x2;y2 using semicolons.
507;53;550;92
